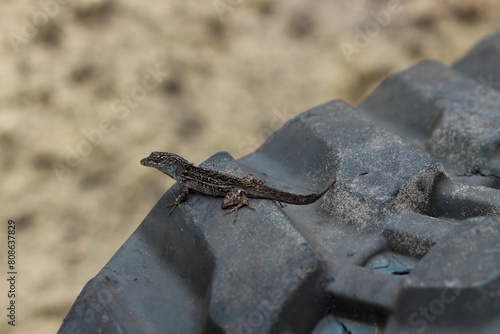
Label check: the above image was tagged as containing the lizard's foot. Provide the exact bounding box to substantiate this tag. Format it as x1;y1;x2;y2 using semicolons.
167;186;189;215
222;189;254;223
167;201;181;215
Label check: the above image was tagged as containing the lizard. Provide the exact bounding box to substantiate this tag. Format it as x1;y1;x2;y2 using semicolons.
140;151;335;223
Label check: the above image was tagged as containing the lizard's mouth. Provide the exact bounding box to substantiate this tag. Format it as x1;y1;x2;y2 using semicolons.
140;158;160;168
140;151;163;167
140;157;152;166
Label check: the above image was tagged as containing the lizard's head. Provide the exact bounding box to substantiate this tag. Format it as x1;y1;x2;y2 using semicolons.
140;151;189;179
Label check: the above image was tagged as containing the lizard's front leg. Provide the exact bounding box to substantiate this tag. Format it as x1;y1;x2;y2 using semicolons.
167;181;189;215
221;189;254;223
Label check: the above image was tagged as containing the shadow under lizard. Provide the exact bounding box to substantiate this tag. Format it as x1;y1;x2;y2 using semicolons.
141;151;335;223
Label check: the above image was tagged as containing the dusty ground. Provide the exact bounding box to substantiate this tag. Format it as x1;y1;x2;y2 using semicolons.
0;0;499;332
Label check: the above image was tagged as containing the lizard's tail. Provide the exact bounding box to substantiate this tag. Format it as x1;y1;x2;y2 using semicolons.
268;178;336;205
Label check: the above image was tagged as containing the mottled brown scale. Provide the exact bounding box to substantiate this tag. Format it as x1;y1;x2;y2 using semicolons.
140;151;335;223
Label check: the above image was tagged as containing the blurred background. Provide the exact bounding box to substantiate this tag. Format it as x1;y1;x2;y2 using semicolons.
0;0;499;332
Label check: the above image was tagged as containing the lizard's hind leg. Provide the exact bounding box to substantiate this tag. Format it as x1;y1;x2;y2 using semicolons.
221;189;255;223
